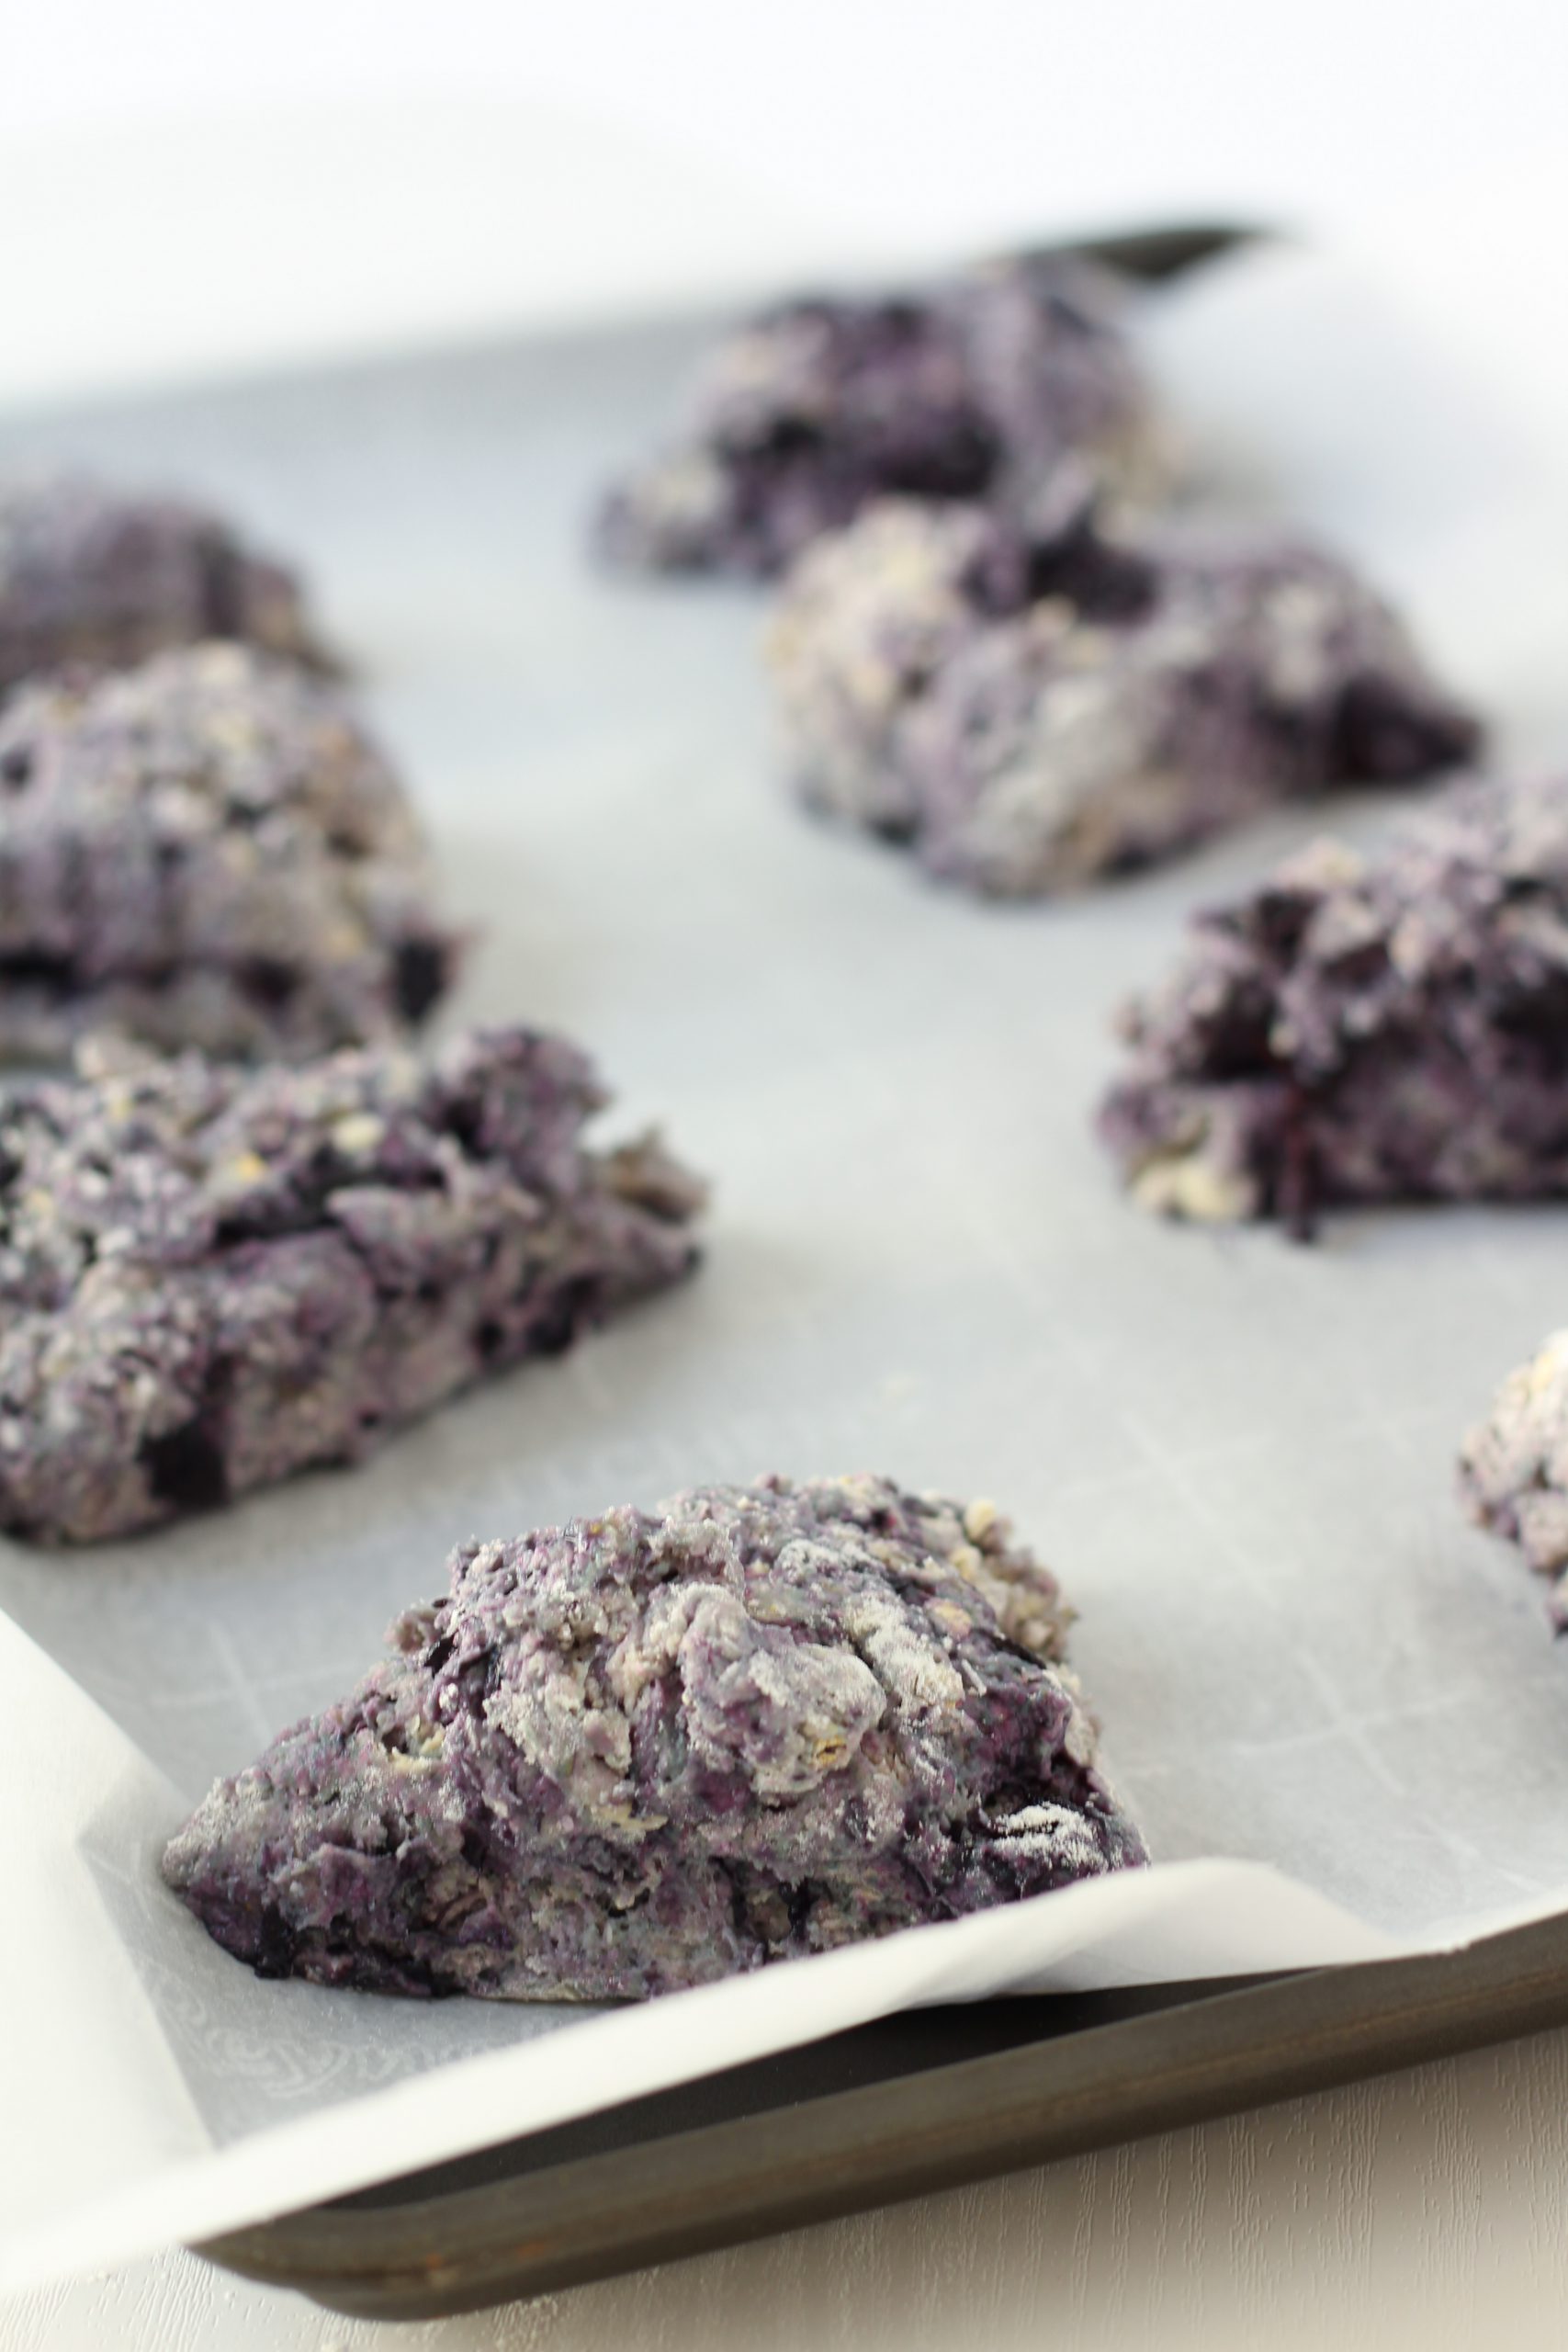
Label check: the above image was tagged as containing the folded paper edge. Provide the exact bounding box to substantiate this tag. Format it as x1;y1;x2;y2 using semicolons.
0;1849;1511;2301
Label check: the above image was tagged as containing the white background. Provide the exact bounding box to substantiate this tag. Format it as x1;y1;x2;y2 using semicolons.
7;0;1568;243
0;0;1566;417
6;6;1568;2346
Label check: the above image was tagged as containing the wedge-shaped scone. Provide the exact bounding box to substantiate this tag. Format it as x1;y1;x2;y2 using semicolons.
1460;1335;1568;1627
1101;776;1568;1231
0;474;330;690
0;640;457;1060
163;1476;1146;1998
768;493;1478;897
599;253;1168;578
0;1026;702;1541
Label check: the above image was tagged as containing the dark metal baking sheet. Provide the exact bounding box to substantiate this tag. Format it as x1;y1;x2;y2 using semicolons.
199;1911;1568;2320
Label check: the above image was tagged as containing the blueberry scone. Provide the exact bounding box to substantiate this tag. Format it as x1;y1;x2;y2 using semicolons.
0;641;457;1060
0;474;330;691
1460;1337;1568;1627
1101;776;1568;1231
768;492;1478;897
0;1026;703;1542
599;254;1169;578
163;1475;1146;1997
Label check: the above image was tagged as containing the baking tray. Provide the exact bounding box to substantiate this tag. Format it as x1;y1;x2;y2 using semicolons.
7;218;1568;2313
171;229;1568;2310
197;1909;1568;2320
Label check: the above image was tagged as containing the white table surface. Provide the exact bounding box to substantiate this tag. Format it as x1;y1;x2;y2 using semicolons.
8;2023;1568;2349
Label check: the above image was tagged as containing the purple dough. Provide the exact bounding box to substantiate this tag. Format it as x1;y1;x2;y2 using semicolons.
163;1474;1146;1999
0;1025;703;1542
598;254;1169;577
0;474;330;691
1459;1335;1568;1627
1100;775;1568;1230
767;492;1480;897
0;641;457;1060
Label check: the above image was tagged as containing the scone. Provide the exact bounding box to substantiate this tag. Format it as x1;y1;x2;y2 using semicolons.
164;1475;1145;1997
1460;1336;1568;1626
1101;776;1568;1231
768;491;1478;897
0;1026;703;1541
0;641;457;1060
0;474;331;690
599;253;1170;577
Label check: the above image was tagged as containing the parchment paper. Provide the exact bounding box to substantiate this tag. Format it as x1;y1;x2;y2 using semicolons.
4;237;1568;2294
